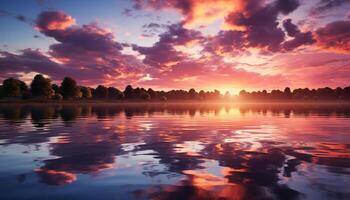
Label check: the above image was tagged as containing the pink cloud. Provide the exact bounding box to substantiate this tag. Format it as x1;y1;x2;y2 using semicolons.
36;11;75;31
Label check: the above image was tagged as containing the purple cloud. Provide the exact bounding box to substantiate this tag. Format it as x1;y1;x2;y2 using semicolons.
133;23;203;67
225;0;300;52
0;11;146;87
316;20;350;53
282;19;315;51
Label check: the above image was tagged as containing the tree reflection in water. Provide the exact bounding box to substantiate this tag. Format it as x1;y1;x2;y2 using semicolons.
0;103;349;200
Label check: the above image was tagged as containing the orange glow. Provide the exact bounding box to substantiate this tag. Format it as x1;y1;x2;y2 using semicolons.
184;0;243;28
35;169;77;185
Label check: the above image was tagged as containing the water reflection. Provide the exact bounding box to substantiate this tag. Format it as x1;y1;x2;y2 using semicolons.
0;103;349;200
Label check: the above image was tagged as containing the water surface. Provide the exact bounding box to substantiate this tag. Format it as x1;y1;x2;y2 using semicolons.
0;103;349;200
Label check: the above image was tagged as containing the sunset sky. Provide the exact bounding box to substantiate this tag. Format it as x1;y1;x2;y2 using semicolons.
0;0;349;94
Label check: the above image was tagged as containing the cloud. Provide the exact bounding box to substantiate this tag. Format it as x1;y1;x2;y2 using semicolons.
0;49;65;78
316;20;350;53
135;48;290;90
268;51;350;87
122;8;133;16
36;11;75;31
131;0;316;54
310;0;350;16
1;8;349;91
133;23;203;67
35;11;146;86
0;11;146;87
0;10;33;25
130;21;290;90
141;23;167;37
282;19;315;51
283;19;300;37
203;30;245;55
132;0;243;28
225;0;300;52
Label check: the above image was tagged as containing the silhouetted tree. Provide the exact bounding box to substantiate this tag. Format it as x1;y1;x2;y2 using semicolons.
60;77;81;99
1;73;350;102
30;74;53;98
95;85;108;98
284;87;292;99
335;87;343;99
271;89;283;99
147;88;157;100
108;87;124;99
52;93;63;101
80;87;92;99
140;89;150;100
224;91;231;100
198;90;205;100
0;85;3;99
239;90;247;98
316;87;334;100
344;87;350;99
52;84;60;95
124;85;134;99
238;86;350;101
189;88;197;100
2;78;28;98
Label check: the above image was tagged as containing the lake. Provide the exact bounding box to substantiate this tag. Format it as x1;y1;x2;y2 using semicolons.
0;103;349;200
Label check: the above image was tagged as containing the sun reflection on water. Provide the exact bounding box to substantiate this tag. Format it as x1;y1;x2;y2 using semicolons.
0;104;349;199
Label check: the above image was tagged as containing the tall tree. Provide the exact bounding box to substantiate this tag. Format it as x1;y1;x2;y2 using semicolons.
80;87;92;99
60;77;81;99
189;88;197;99
30;74;53;98
0;85;3;99
95;85;108;98
124;85;134;99
52;84;60;95
108;87;124;99
147;88;157;100
284;87;292;99
2;78;28;97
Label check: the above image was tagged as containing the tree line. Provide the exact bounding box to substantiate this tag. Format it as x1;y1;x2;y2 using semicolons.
239;87;350;101
0;74;221;101
0;74;349;101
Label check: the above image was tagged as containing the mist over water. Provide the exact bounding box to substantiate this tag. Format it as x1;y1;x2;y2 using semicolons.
0;103;349;200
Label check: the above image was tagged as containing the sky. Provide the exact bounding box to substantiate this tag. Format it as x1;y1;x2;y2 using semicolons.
0;0;349;94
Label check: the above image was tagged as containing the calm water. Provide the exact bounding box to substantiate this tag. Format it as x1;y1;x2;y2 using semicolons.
0;103;349;200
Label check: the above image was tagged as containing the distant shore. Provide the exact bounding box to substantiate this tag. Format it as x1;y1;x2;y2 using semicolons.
1;99;350;106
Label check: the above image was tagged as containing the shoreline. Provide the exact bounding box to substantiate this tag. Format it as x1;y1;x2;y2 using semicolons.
1;99;350;106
